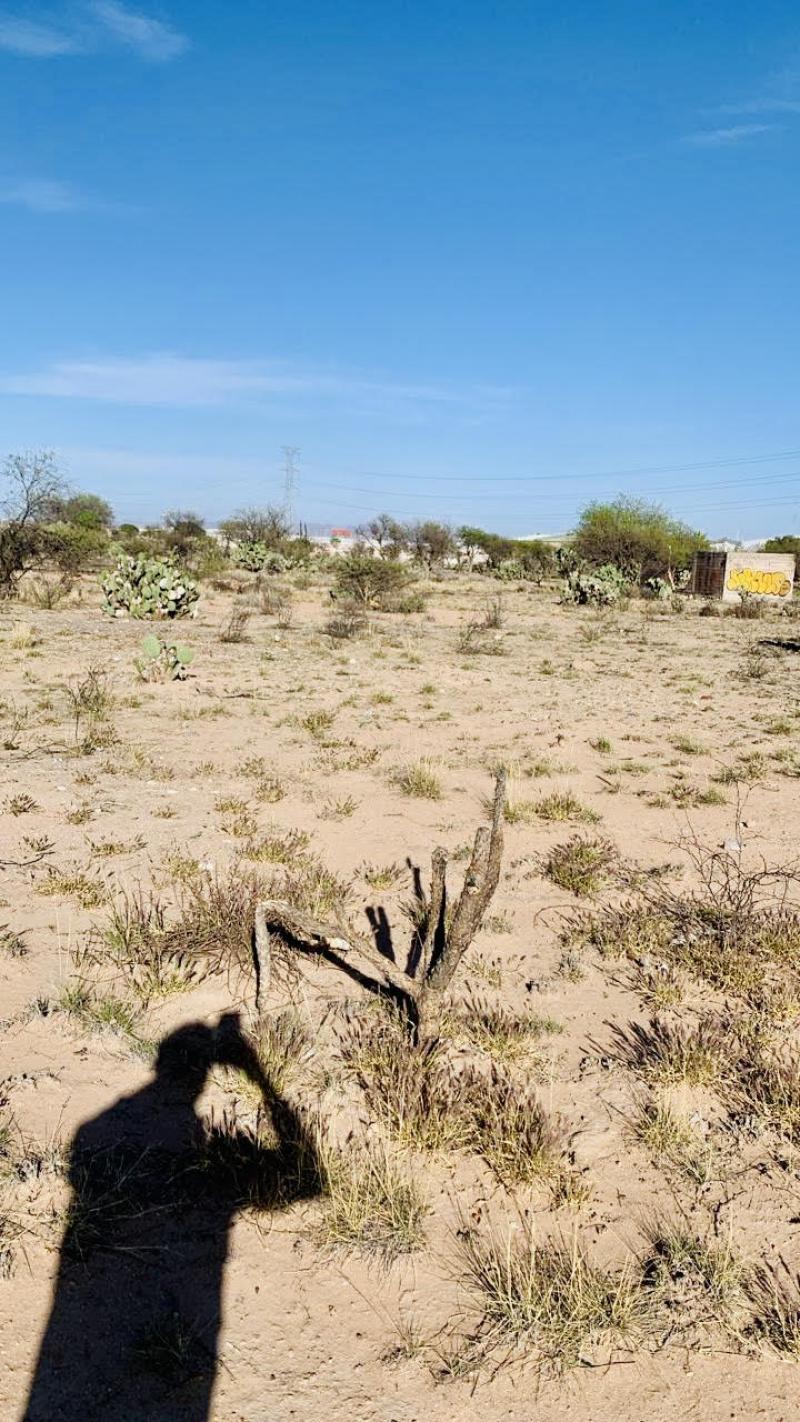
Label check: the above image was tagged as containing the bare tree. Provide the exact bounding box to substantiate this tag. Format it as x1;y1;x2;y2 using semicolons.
219;505;292;549
355;513;408;559
0;451;67;596
253;770;507;1034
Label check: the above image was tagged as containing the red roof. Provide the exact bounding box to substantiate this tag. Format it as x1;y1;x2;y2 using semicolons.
330;527;352;538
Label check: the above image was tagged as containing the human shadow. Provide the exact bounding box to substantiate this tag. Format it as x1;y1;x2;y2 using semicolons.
23;1012;321;1422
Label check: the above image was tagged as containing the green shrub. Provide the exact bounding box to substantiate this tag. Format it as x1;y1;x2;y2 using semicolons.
41;523;110;574
333;553;418;609
101;555;199;619
459;528;556;583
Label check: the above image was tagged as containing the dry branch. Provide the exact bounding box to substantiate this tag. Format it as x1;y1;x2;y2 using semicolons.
254;769;507;1028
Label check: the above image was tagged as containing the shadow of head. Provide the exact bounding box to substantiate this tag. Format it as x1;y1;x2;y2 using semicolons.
154;1011;271;1105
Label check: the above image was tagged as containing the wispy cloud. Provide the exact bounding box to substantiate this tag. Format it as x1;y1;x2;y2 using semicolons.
0;177;133;215
718;97;800;116
0;14;78;55
714;54;800;119
0;3;187;62
683;123;777;148
88;1;188;62
0;353;514;414
0;178;86;212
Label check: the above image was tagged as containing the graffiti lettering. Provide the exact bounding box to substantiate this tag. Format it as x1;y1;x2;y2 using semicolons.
727;568;792;598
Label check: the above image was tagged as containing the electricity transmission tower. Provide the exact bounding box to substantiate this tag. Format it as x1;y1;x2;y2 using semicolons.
282;446;300;532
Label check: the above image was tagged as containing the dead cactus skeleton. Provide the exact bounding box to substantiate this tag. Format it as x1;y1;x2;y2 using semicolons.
254;769;507;1030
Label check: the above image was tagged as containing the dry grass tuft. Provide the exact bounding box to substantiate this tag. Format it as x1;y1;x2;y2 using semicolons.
531;791;600;824
610;1016;728;1087
58;982;145;1047
342;1011;564;1181
341;1011;470;1152
631;1096;713;1183
574;839;800;1012
278;854;353;919
544;836;616;896
0;924;27;958
640;1215;745;1328
87;865;283;998
465;1068;566;1185
393;758;443;800
243;826;310;863
745;1261;800;1356
727;1047;800;1144
241;1010;313;1097
452;993;560;1063
458;1220;650;1371
133;1311;215;1388
317;1138;427;1259
38;867;108;910
195;1103;322;1211
360;861;405;890
10;621;35;650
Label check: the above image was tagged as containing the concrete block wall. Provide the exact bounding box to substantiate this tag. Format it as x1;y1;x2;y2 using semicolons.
721;551;795;603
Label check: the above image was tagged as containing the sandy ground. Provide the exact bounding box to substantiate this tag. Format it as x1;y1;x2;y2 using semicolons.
1;572;800;1420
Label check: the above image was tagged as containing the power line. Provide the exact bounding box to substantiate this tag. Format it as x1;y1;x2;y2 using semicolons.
299;446;800;487
297;467;800;505
300;491;800;522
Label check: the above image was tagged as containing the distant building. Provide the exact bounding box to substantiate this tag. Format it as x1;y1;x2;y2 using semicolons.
710;538;765;552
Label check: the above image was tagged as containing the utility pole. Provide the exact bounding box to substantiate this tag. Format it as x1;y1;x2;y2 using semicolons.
282;446;300;532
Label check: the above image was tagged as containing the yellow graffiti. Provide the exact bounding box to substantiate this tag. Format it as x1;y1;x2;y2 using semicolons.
727;567;792;598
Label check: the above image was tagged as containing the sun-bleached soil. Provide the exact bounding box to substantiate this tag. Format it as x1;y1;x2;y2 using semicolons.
2;572;800;1421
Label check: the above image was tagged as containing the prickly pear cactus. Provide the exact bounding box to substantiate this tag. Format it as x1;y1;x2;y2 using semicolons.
562;563;629;607
101;556;199;619
233;542;288;574
166;643;194;679
136;635;195;681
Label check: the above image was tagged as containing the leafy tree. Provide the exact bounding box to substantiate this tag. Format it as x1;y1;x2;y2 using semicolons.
459;526;513;564
572;497;707;584
763;535;800;562
406;520;455;568
458;526;556;583
44;491;114;530
0;451;67;596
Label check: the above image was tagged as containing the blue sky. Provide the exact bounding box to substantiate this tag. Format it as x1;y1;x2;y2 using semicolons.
0;0;798;536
